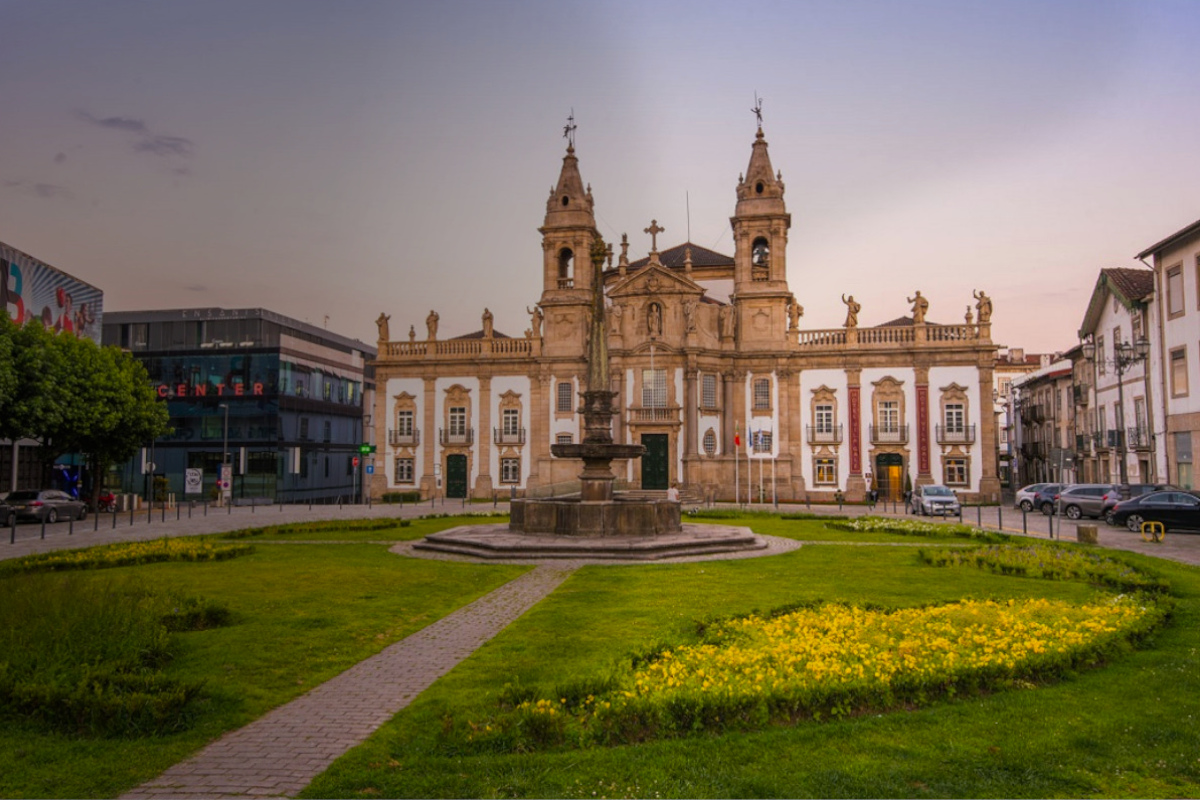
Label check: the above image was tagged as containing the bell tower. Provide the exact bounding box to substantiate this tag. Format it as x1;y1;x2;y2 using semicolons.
729;103;794;350
537;113;600;357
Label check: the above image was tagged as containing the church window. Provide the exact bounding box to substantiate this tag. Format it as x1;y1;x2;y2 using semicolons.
394;457;414;484
755;181;764;195
701;374;717;409
558;248;574;289
642;369;667;408
751;237;770;267
815;457;837;485
557;380;574;413
703;429;717;456
561;195;569;206
753;378;771;411
556;433;573;445
945;457;968;486
500;458;520;484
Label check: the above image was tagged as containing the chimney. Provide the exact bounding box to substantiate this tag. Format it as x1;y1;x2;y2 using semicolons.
1009;347;1024;363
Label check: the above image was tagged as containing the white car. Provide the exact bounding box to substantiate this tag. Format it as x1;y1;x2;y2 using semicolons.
909;484;961;516
1014;483;1049;512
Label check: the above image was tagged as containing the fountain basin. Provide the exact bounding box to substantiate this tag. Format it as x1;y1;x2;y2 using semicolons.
511;493;681;537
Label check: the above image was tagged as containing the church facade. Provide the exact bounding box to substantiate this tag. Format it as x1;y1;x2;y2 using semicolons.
371;124;1001;504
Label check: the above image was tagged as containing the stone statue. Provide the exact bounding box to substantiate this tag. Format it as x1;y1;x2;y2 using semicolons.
482;307;494;338
965;305;974;325
842;294;861;328
648;302;662;336
375;312;390;342
608;302;623;335
788;300;803;330
526;305;543;339
907;290;928;324
408;325;416;343
683;299;698;333
973;289;992;324
719;304;735;338
426;309;439;340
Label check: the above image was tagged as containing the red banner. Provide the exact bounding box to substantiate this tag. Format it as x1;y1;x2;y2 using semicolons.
848;385;862;474
917;385;930;475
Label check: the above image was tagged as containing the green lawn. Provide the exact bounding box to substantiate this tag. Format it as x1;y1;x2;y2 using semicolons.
3;514;1198;798
301;530;1200;799
0;532;527;799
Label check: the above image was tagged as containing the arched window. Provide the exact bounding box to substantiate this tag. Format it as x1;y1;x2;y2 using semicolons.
703;429;717;457
557;248;574;289
751;237;770;268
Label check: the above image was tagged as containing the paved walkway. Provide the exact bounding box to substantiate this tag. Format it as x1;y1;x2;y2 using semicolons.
121;564;576;799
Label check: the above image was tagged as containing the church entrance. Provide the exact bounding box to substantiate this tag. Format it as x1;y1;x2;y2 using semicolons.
641;434;669;490
445;454;468;499
875;453;905;502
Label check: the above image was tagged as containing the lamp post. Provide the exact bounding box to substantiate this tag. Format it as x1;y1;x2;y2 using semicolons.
1081;336;1150;484
219;403;229;506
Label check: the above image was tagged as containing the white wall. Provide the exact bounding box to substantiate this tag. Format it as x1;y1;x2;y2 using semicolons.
383;377;424;488
490;375;532;486
436;377;480;487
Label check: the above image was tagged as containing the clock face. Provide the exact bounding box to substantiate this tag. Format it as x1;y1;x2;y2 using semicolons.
752;241;769;267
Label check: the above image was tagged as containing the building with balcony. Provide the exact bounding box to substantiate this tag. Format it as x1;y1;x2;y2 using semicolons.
1012;356;1078;485
102;308;375;503
371;121;1001;503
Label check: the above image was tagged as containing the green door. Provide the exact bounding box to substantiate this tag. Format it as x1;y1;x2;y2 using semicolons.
446;454;468;498
641;434;669;490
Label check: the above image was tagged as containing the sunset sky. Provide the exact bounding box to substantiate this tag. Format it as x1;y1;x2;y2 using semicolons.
3;0;1199;353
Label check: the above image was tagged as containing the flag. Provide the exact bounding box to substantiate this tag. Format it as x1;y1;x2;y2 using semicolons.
734;421;740;447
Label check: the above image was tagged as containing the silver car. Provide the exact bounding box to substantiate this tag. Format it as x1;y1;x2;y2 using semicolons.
1014;483;1050;512
909;484;961;516
1055;483;1119;520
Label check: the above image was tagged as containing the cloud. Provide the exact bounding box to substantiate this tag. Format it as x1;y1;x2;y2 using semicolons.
54;152;66;164
184;284;208;292
76;110;195;162
3;179;73;200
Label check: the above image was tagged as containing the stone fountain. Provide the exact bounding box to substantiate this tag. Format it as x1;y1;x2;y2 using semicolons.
414;238;763;560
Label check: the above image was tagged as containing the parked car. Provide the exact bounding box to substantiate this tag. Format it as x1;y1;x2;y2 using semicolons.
5;489;87;523
1032;483;1068;515
1014;483;1050;512
1102;484;1178;525
1055;483;1120;520
1110;490;1200;533
908;484;961;516
0;496;15;527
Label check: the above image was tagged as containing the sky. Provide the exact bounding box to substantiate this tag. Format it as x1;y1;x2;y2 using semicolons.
3;0;1200;354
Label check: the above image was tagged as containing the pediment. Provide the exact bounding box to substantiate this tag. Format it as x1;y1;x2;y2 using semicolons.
608;264;704;300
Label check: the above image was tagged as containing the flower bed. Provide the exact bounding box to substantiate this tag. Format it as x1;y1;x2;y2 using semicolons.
459;595;1165;751
919;544;1170;594
826;515;1009;542
0;538;254;575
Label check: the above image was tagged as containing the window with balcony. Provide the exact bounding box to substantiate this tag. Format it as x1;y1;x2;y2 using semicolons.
396;410;414;436
502;408;520;436
815;404;834;434
449;406;466;436
878;401;899;433
944;403;964;433
642;369;667;408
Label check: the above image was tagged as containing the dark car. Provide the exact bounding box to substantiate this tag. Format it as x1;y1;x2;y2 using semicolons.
1032;483;1068;515
1110;490;1200;533
0;497;15;527
1056;483;1120;520
1102;484;1178;525
5;490;87;523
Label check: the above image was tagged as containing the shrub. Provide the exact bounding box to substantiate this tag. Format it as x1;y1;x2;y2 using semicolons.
221;518;411;539
826;516;1009;543
0;538;254;576
918;544;1171;595
381;491;422;503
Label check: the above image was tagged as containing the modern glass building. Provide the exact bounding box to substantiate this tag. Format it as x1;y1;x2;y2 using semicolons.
102;308;375;503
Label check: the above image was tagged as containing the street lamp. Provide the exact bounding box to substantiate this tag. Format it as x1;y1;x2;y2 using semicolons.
218;403;230;467
1081;336;1150;484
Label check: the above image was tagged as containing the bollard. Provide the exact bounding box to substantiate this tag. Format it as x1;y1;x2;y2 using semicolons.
977;505;982;526
1022;508;1027;534
162;503;166;522
189;501;192;519
69;517;74;536
112;507;117;529
251;497;255;514
998;505;1002;531
10;516;15;544
94;509;99;532
204;499;208;516
41;517;46;539
148;502;152;525
177;503;180;520
130;503;135;526
228;499;232;515
309;497;313;511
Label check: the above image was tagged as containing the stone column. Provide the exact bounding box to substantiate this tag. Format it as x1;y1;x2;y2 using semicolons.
915;365;932;486
977;364;1001;502
684;365;698;457
475;375;493;499
730;370;747;500
722;370;736;454
845;367;866;500
420;376;437;499
779;367;803;500
371;370;388;501
526;369;547;491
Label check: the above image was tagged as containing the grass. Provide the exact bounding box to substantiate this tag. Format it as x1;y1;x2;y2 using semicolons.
4;512;1199;798
219;513;505;542
0;538;527;799
300;527;1200;798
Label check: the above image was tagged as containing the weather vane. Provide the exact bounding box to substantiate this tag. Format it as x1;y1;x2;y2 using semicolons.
563;108;577;149
752;93;763;128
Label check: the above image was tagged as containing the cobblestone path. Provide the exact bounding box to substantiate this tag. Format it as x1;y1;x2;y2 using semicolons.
121;564;576;799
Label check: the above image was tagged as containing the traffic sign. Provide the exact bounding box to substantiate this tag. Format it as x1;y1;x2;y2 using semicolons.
352;456;360;467
358;444;376;454
366;465;374;474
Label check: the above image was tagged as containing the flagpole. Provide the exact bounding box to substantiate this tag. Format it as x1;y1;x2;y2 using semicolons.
734;422;739;507
771;420;777;508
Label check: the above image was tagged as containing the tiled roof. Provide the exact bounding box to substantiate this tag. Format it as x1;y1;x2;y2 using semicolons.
1103;267;1154;302
626;242;735;270
1136;217;1200;259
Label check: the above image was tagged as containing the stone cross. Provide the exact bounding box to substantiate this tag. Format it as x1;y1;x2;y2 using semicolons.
644;219;665;253
752;93;763;127
563;109;576;149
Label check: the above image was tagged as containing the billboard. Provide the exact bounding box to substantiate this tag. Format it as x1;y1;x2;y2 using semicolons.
1;240;103;342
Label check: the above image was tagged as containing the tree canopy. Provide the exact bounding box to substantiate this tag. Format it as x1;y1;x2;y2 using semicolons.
0;314;170;495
